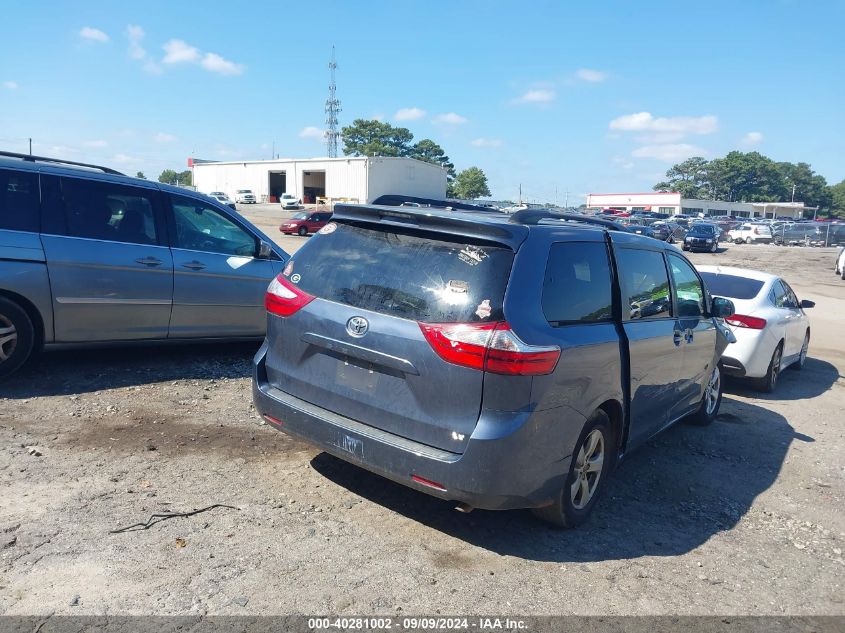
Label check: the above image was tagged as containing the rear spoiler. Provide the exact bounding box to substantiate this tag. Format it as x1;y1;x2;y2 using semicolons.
331;203;529;250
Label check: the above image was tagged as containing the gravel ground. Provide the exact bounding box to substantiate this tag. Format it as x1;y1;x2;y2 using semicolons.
0;212;842;616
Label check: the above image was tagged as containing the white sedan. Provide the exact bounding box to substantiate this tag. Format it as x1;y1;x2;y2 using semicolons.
279;193;302;209
835;247;845;279
697;265;814;392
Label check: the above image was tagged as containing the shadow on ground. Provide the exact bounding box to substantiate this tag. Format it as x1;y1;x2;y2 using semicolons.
723;356;841;401
312;396;804;562
1;341;260;399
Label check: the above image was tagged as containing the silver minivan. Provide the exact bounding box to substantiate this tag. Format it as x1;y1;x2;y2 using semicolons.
0;152;288;379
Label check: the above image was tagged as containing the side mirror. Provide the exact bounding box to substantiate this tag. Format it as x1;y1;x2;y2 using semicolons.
800;299;815;309
711;296;735;319
258;240;273;259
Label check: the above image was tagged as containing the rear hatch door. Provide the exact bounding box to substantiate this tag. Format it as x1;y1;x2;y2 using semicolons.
263;217;518;453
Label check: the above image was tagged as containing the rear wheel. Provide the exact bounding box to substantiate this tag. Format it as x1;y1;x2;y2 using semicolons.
532;410;614;528
0;297;35;380
297;226;308;237
790;331;810;371
753;342;783;393
734;237;745;244
687;365;722;425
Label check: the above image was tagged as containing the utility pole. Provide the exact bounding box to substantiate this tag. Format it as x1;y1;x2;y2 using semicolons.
28;138;32;155
791;183;796;203
325;46;341;158
564;190;570;209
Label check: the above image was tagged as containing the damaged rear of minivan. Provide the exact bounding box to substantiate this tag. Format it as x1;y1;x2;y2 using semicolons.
252;205;576;512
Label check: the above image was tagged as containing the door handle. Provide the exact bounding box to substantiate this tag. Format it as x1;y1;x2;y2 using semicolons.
135;256;163;267
181;260;206;271
673;330;683;346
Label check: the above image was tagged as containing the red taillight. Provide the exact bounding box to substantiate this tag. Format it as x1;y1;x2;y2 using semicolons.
418;321;560;376
263;414;285;426
725;314;767;330
265;274;315;317
411;475;447;491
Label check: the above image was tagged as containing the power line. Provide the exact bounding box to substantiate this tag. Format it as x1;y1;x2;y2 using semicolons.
325;46;341;158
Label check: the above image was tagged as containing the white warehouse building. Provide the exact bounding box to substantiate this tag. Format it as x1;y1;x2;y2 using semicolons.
191;156;447;204
586;192;811;220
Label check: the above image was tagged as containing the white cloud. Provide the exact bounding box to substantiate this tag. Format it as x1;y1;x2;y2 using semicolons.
162;39;200;64
740;131;764;148
609;112;718;136
575;68;607;83
154;132;177;143
299;126;325;139
471;138;503;148
126;25;146;59
512;89;556;104
433;112;468;125
394;107;426;121
632;143;706;162
79;27;109;43
201;52;244;76
83;139;108;148
2;81;17;90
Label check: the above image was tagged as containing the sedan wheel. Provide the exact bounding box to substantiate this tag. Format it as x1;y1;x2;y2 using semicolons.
687;365;722;425
734;237;744;244
297;226;308;237
754;343;782;393
790;332;810;371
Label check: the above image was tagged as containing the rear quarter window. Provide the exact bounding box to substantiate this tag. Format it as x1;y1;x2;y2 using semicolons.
285;222;514;323
0;169;39;233
541;242;613;324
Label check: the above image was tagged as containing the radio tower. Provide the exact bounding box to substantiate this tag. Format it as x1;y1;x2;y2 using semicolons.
325;46;341;158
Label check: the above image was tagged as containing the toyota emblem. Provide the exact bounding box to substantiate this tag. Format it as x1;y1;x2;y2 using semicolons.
346;316;369;338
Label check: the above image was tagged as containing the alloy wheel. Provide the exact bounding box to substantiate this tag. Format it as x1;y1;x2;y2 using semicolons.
799;335;809;367
0;315;18;363
770;347;782;387
570;429;605;510
704;366;720;415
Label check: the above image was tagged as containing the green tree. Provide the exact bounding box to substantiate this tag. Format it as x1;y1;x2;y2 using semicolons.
776;161;830;208
158;169;192;185
829;180;845;217
654;156;710;198
448;167;491;199
136;171;147;180
341;119;414;157
410;138;455;177
706;152;787;202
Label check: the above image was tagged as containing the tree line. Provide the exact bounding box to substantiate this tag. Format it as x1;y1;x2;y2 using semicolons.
654;152;844;216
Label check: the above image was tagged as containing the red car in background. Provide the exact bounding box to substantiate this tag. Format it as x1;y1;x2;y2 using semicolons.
280;211;333;236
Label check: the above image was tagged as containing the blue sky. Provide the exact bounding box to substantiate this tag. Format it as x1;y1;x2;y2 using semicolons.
1;0;843;203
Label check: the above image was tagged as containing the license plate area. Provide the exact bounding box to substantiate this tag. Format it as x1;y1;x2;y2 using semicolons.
335;356;379;394
335;433;364;459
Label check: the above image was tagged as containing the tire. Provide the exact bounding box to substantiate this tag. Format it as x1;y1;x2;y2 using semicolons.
753;342;783;393
841;266;845;281
682;245;689;251
0;297;35;380
687;364;722;426
532;409;615;528
734;237;745;244
790;331;810;371
297;226;308;237
710;242;718;253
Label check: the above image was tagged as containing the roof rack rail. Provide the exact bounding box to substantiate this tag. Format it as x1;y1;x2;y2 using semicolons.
371;194;500;213
0;150;125;176
509;209;625;231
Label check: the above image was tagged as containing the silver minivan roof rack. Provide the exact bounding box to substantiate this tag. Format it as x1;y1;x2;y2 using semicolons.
0;150;125;176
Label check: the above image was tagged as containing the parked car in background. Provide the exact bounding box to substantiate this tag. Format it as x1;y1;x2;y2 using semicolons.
697;265;813;392
235;189;257;204
280;193;302;210
729;222;773;244
254;201;735;527
279;210;332;236
651;221;685;243
682;223;720;252
625;224;657;239
208;192;236;210
0;151;289;379
835;247;845;279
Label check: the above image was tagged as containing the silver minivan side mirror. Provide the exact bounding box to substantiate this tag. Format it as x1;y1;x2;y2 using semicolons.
258;240;273;259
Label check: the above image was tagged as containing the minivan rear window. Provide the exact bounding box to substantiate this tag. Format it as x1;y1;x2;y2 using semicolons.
285;222;514;323
699;272;764;300
0;169;39;233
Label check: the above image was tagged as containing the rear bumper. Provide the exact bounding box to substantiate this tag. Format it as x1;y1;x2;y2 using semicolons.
251;343;573;511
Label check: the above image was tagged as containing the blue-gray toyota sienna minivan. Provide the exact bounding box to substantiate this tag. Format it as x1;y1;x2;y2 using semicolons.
253;198;735;527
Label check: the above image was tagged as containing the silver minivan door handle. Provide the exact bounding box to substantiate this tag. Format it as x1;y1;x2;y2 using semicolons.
181;260;206;271
135;256;163;267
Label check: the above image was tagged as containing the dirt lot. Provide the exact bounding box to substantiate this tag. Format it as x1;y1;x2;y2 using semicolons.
1;211;843;616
